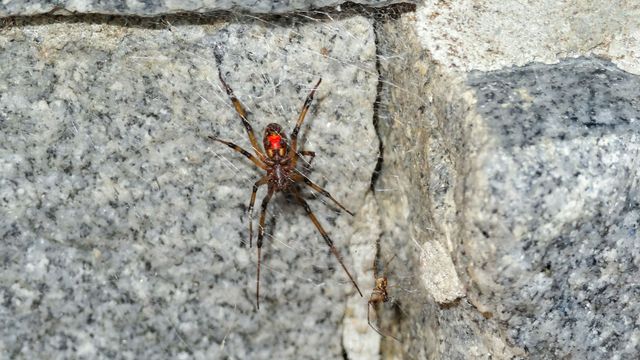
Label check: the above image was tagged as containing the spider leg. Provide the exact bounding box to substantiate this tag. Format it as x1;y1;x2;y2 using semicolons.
256;186;275;310
290;187;363;297
291;171;354;216
367;301;383;336
248;176;269;248
294;151;316;173
373;254;398;280
367;301;400;341
289;78;322;166
297;150;316;165
208;136;268;170
218;70;268;162
380;254;397;276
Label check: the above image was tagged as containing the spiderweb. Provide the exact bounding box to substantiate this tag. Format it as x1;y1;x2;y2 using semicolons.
0;4;433;360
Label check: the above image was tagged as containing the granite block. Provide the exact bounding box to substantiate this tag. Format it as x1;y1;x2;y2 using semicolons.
0;0;416;17
464;57;640;359
0;15;379;359
374;9;640;358
374;14;521;357
2;1;639;359
415;0;640;75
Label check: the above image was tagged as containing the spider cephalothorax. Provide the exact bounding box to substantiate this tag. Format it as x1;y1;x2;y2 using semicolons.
371;277;389;302
209;71;362;309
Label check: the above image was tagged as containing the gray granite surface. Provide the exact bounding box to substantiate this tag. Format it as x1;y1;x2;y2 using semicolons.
1;3;639;360
0;15;379;359
374;10;639;359
465;58;640;358
414;0;640;75
374;14;517;358
0;0;416;17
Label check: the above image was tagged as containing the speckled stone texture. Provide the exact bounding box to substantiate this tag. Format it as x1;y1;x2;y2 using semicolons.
416;0;640;75
0;0;416;16
0;15;379;359
465;58;640;359
374;11;640;359
2;2;640;360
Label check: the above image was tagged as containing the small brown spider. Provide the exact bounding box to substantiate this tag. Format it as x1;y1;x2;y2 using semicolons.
210;70;363;309
368;255;399;340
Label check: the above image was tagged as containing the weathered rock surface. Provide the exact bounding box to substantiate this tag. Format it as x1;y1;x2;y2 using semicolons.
375;10;640;359
0;0;416;17
0;15;379;359
2;1;639;359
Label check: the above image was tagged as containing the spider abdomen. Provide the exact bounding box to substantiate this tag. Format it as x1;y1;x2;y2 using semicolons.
264;123;289;160
269;163;293;191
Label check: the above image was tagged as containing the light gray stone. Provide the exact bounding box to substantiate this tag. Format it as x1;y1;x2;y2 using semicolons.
464;57;640;359
415;0;640;75
0;15;379;359
0;0;416;17
374;10;640;359
3;2;639;359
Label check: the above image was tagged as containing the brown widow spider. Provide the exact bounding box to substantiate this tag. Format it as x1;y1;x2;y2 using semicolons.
209;70;363;309
368;255;399;341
